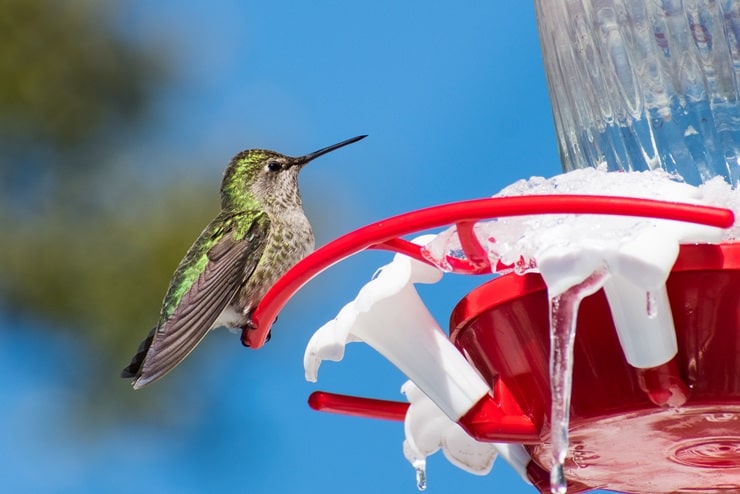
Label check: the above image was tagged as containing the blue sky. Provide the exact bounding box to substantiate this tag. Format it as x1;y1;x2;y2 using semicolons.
0;2;613;493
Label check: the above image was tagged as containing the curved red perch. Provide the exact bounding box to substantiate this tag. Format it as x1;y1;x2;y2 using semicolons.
243;194;734;348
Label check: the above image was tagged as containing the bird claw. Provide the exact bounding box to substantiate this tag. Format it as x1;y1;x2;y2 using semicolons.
240;314;256;347
239;312;276;346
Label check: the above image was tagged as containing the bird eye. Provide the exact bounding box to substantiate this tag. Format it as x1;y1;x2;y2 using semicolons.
266;160;281;172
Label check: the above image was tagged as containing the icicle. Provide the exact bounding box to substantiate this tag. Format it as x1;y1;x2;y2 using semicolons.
414;461;427;491
549;266;610;493
550;463;567;494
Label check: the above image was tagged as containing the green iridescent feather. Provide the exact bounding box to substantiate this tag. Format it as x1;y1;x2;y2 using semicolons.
158;209;269;325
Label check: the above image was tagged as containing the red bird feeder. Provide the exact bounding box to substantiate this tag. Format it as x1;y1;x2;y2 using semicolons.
242;194;737;494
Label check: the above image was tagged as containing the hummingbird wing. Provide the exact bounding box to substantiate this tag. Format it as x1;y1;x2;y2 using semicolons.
127;211;270;389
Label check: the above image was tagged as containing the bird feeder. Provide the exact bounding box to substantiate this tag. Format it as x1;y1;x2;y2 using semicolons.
241;191;737;494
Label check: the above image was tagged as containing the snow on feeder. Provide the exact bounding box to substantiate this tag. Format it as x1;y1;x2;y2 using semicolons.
239;1;740;492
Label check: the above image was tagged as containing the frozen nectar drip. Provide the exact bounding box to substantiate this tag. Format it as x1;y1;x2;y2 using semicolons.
549;266;610;493
415;462;427;491
551;463;567;494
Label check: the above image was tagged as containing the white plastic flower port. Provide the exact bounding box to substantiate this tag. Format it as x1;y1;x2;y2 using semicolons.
242;169;738;494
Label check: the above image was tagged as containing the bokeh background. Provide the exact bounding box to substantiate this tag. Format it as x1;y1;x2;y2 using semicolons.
0;1;609;493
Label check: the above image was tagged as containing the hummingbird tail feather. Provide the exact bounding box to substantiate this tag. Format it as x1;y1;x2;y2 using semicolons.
120;328;155;379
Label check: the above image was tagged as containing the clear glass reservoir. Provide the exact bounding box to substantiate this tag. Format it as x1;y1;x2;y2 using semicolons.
536;0;740;186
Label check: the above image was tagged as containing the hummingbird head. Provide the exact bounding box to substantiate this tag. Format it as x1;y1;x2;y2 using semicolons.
220;135;367;211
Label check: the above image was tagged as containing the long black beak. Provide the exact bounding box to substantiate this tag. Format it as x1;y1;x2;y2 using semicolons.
293;135;367;166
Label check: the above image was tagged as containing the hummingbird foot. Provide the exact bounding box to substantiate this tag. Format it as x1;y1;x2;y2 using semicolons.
240;311;258;347
238;329;271;346
239;311;274;347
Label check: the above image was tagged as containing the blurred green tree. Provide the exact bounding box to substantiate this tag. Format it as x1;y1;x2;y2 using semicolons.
0;0;217;418
0;0;156;201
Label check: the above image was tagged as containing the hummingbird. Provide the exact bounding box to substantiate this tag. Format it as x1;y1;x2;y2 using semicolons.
121;135;367;389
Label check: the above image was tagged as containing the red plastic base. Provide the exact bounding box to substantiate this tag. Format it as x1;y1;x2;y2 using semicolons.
450;242;740;492
457;380;539;443
530;405;740;493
